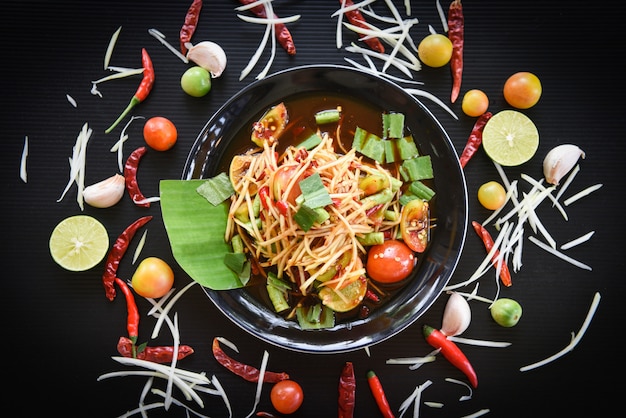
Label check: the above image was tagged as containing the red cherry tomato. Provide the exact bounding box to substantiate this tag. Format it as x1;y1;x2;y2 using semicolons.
131;257;174;298
143;116;178;151
366;240;415;283
270;380;304;414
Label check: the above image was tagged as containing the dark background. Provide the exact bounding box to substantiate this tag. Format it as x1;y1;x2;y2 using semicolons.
2;0;624;416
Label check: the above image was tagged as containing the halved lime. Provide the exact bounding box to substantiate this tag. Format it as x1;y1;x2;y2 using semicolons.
482;110;539;166
49;215;109;271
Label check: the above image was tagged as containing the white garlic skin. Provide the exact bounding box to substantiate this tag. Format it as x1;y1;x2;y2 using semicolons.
83;173;125;208
543;144;585;185
186;41;227;78
441;292;472;337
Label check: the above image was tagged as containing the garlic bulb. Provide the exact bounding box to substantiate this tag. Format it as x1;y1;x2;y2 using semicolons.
441;292;471;336
543;144;585;185
83;173;125;208
186;41;227;78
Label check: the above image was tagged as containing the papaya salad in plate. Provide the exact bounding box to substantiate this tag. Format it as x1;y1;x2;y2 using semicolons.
160;65;467;353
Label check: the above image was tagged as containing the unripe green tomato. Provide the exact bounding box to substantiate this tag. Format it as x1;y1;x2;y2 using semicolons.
181;66;211;97
490;298;522;327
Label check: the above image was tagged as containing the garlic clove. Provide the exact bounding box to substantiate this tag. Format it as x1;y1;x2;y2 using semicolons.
543;144;585;185
441;292;471;337
83;173;125;208
186;41;227;78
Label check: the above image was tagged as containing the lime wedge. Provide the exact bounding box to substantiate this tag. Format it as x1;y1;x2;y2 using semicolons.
482;110;539;166
49;215;109;271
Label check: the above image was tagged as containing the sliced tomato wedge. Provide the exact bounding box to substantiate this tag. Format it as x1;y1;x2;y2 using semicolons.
251;102;288;147
400;199;430;253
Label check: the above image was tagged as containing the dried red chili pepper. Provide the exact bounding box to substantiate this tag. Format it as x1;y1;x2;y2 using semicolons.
448;0;464;103
459;111;492;168
102;216;153;301
423;325;478;388
239;0;296;55
211;337;289;383
117;336;194;364
115;277;139;345
180;0;202;55
338;362;356;418
472;221;512;286
367;370;395;418
105;48;155;134
124;146;150;207
340;0;385;53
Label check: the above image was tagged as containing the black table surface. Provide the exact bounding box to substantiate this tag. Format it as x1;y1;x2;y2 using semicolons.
2;0;625;416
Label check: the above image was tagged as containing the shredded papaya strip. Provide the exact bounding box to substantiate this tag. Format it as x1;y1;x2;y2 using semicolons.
228;129;401;299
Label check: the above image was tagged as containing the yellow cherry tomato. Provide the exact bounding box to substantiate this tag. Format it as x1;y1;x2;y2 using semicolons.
462;89;489;117
477;181;507;210
131;257;175;298
417;34;453;68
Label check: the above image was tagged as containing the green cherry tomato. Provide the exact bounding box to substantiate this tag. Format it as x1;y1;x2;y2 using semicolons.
490;298;522;327
181;66;211;97
270;380;304;414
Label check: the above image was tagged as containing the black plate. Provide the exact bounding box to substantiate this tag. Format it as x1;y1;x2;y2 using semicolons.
182;64;468;354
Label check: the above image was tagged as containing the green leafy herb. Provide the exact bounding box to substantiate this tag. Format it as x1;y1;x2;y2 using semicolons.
195;172;235;206
300;172;332;208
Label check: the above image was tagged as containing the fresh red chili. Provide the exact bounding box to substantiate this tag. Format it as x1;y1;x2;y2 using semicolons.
423;324;478;388
211;337;290;383
367;370;395;418
238;0;296;55
102;216;153;301
105;48;155;134
117;336;194;364
471;221;512;286
340;0;385;53
124;146;150;207
180;0;202;55
275;200;289;216
259;185;271;210
114;277;139;342
459;111;492;168
448;0;464;103
338;362;356;418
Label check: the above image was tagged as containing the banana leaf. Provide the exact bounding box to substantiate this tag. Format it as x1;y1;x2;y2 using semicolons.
159;179;244;290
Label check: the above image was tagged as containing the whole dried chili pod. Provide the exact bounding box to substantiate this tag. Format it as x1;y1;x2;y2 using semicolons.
124;146;150;207
340;0;385;53
472;221;512;286
448;0;464;103
423;325;478;388
117;336;194;363
212;337;289;383
105;48;155;134
238;0;296;55
102;215;153;301
180;0;202;55
459;111;492;168
338;362;356;418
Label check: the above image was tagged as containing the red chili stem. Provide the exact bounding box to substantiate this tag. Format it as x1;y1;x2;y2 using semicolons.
117;336;194;363
114;278;139;352
180;0;202;55
471;221;512;286
102;216;153;301
367;370;395;418
211;337;289;383
105;48;155;133
124;146;150;207
423;325;478;388
448;0;464;103
338;362;356;418
459;111;492;168
238;0;296;55
341;0;385;53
